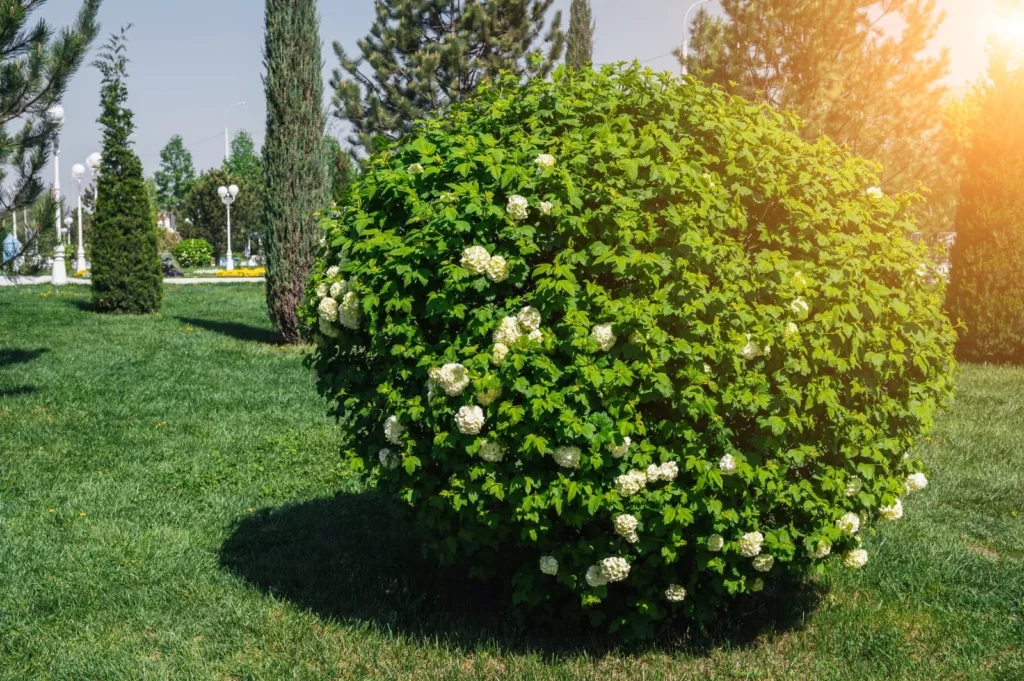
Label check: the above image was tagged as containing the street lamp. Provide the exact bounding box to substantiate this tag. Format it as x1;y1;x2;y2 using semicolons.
87;152;102;203
72;163;87;272
681;0;713;76
218;184;239;271
47;104;67;286
224;101;245;163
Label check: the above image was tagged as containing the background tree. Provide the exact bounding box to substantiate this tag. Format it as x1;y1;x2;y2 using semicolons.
90;27;162;314
324;135;356;202
0;0;100;275
331;0;565;155
224;130;266;247
153;134;195;229
565;0;594;69
181;168;261;265
223;130;263;183
946;40;1024;362
681;0;952;233
263;0;327;343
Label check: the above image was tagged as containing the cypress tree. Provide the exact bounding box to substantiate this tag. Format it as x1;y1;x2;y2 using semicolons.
331;0;565;155
566;0;595;69
263;0;327;343
90;27;162;314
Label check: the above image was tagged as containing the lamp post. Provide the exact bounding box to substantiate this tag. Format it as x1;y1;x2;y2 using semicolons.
217;184;239;271
72;163;87;272
87;152;102;204
47;104;67;286
224;101;245;163
681;0;713;76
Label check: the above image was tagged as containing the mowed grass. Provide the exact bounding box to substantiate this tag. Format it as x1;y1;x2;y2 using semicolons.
0;284;1022;681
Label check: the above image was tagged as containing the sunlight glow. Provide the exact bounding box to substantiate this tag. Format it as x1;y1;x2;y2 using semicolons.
988;11;1024;46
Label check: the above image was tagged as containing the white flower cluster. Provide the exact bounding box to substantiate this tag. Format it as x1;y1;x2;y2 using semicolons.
553;446;581;469
905;473;928;493
492;344;509;366
338;291;361;329
433;363;470;396
539;200;553;215
590;324;617;351
384;415;404;444
837;512;861;535
785;322;799;337
752;554;774;572
719;454;738;475
843;548;869;569
810;538;832;559
378;448;400;470
613;514;639;543
608;436;631;458
408;163;424;174
455;405;485;435
461;245;510;283
879;499;903;521
707;534;724;552
539;555;558;575
535;154;556;168
738;531;764;557
493;316;523;346
316;282;329;299
615;470;647;497
740;334;762;360
476;386;502;406
646;461;679;483
318;296;338;323
790;297;809;319
585;557;630;587
326;265;340;278
507;194;529;221
490;306;545;365
479;440;504;463
664;584;687;602
845;477;863;497
866;186;884;199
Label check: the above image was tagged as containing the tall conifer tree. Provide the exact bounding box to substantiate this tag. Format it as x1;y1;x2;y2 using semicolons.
262;0;327;343
566;0;595;69
331;0;565;154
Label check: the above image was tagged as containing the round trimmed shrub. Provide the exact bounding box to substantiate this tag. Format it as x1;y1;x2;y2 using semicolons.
306;65;956;635
174;238;213;268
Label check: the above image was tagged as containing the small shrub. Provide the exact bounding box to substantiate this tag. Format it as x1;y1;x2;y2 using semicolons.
306;65;957;636
175;239;213;268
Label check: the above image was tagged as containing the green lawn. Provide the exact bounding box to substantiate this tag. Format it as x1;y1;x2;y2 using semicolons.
1;285;1021;681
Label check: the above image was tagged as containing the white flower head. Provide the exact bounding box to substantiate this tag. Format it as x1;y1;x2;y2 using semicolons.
461;246;491;275
646;461;679;483
535;153;556;168
785;322;799;337
845;477;863;498
455;405;485;435
740;334;761;360
790;297;810;319
608;436;631;459
539;555;558;576
330;281;347;299
837;512;861;535
704;362;712;374
613;514;639;543
591;324;617;352
318;297;339;323
599;556;630;583
707;534;724;552
407;163;424;174
326;266;340;279
516;306;542;332
479;440;504;463
866;186;884;199
614;470;648;497
738;531;764;557
437;363;471;396
493;316;522;346
585;564;608;587
384;415;405;445
316;282;329;299
719;454;739;476
476;385;502;406
485;255;509;283
905;473;928;493
843;548;869;569
527;328;543;343
378;448;400;470
506;194;529;221
752;554;775;572
879;498;904;521
664;584;687;602
553;446;581;469
338;291;362;330
491;343;509;366
539;200;553;215
810;538;832;559
319;318;340;339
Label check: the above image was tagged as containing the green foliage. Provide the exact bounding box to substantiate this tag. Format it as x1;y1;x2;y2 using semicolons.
153;134;196;223
0;0;100;275
174;238;213;268
89;27;163;314
946;58;1024;363
325;135;357;203
224;130;263;184
330;0;565;155
263;0;327;343
306;65;958;635
182;168;260;264
566;0;594;70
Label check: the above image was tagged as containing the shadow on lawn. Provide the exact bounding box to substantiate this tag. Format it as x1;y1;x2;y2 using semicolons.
0;347;49;367
176;317;279;345
220;491;823;657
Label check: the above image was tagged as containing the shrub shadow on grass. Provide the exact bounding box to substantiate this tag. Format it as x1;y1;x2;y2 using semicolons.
0;385;39;398
220;491;822;658
0;347;49;367
176;316;280;345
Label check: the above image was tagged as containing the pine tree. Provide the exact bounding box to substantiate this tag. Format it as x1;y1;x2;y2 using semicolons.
681;0;951;232
566;0;594;70
153;134;196;228
263;0;327;343
90;27;162;314
0;0;99;275
331;0;565;155
946;46;1024;362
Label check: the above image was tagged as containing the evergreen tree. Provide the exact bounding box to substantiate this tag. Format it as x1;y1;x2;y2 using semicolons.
263;0;327;343
324;135;356;202
565;0;594;69
223;130;263;184
946;45;1024;362
182;168;261;265
331;0;565;154
90;27;162;314
153;134;195;228
681;0;951;232
0;0;100;275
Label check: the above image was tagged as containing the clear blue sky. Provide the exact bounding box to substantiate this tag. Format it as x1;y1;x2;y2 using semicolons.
38;0;994;183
